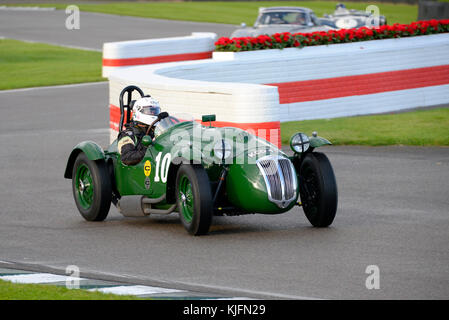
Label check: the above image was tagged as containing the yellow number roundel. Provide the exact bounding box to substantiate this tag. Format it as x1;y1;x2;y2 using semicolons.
144;160;151;177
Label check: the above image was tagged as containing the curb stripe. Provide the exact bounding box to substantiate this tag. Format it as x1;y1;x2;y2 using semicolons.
0;273;84;284
267;64;449;103
0;267;258;299
88;285;184;296
103;51;213;67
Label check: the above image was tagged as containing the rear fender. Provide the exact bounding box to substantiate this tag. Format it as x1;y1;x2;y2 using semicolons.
64;141;105;179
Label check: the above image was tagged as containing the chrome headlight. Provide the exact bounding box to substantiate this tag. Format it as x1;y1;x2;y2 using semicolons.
213;139;232;161
290;133;310;153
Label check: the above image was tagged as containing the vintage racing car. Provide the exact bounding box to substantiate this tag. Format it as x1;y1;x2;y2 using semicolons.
64;86;338;235
231;6;332;38
231;4;386;38
320;3;387;29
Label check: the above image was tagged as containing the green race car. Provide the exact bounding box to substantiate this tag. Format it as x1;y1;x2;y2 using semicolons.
64;86;338;235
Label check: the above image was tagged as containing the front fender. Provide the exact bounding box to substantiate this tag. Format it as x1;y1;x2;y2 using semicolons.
64;141;105;179
309;136;332;148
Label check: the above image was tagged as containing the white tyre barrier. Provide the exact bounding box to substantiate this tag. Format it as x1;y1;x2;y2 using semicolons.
102;32;217;77
108;33;449;146
108;62;281;146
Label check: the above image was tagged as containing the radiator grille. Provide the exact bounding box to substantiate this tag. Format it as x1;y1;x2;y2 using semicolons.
279;158;295;200
257;156;297;208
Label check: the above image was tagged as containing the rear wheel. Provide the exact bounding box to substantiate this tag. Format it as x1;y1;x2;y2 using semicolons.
298;152;338;227
72;153;112;221
176;165;213;235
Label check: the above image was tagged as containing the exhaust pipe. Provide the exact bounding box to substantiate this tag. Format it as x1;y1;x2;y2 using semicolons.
117;196;146;217
117;195;177;217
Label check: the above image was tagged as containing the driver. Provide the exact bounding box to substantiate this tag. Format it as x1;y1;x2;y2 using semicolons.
294;13;306;25
117;96;161;166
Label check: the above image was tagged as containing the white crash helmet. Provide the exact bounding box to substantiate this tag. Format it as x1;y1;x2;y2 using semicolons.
132;96;161;126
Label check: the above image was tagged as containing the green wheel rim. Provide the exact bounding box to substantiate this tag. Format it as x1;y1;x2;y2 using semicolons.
75;163;94;210
179;175;194;223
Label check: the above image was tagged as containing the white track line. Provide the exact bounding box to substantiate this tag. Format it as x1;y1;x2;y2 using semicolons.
0;6;56;11
89;285;184;296
0;81;107;94
205;297;255;300
0;273;84;284
0;37;100;52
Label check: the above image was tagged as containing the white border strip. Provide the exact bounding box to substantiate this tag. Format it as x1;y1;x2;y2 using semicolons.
2;37;101;52
0;81;107;94
0;6;56;12
89;285;184;296
0;273;84;284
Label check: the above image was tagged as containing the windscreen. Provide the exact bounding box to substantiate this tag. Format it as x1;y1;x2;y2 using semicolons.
256;11;307;25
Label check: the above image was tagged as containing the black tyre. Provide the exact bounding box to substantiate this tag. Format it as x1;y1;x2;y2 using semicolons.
72;152;112;221
175;165;213;235
298;152;338;227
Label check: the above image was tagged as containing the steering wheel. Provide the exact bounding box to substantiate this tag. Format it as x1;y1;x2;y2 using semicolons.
146;112;169;138
118;85;145;131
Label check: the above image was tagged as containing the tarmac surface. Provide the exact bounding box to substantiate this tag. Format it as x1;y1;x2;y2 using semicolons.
0;8;448;299
1;83;448;299
0;8;236;50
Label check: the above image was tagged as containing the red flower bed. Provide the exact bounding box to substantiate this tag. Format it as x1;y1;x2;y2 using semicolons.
215;20;449;52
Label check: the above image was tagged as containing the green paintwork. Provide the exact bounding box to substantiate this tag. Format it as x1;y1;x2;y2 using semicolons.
141;135;152;147
309;136;332;148
74;141;105;160
75;163;93;209
64;141;105;178
201;114;216;122
225;159;296;214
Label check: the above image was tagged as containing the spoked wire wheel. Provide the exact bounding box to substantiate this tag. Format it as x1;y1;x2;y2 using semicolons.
71;153;112;221
175;165;213;235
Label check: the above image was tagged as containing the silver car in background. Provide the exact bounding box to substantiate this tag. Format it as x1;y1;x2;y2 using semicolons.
231;7;333;38
230;4;387;38
320;3;387;29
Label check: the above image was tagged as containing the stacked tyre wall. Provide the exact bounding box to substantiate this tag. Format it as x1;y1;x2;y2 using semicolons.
106;33;449;146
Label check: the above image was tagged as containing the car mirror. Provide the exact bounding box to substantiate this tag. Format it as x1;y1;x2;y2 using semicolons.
202;114;216;122
141;135;153;147
158;112;169;120
202;114;216;128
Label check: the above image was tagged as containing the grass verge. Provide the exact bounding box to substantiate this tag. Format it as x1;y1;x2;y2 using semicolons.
281;108;449;146
12;1;418;25
0;279;142;300
0;39;103;90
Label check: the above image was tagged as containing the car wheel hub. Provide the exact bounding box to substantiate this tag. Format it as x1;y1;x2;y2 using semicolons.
179;175;194;223
75;164;94;210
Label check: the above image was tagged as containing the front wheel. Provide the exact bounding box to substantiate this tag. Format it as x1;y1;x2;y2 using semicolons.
72;152;112;221
298;152;338;227
176;165;213;235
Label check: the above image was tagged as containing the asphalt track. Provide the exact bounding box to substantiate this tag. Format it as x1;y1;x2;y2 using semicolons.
1;83;448;299
0;9;449;300
0;8;236;50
